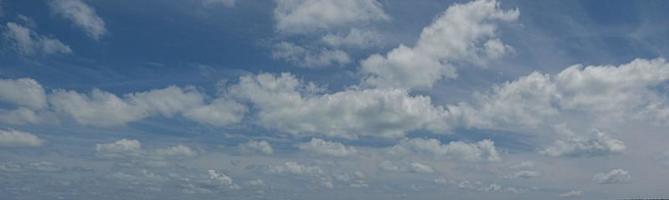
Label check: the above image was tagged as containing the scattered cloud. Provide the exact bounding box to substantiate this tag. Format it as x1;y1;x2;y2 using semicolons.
559;190;583;198
95;139;142;157
297;138;357;157
390;138;501;162
541;130;626;157
593;169;631;184
273;0;388;34
3;22;72;55
0;129;43;147
240;140;274;155
48;0;107;40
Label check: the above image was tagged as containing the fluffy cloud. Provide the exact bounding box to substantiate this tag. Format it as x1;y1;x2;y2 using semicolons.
593;169;631;184
3;22;72;55
48;86;245;127
297;138;357;157
0;78;47;110
274;0;388;34
183;98;247;127
240;140;274;155
360;0;518;89
390;138;500;162
321;28;382;48
208;169;234;185
154;144;197;157
272;42;351;68
541;130;625;157
0;129;43;147
96;139;142;155
48;0;106;40
229;73;450;138
452;58;669;131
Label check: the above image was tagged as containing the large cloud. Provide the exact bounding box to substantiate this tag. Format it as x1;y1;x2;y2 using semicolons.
360;0;518;89
229;73;450;138
48;0;107;40
274;0;388;34
48;86;245;127
0;78;47;109
3;22;72;55
452;58;669;131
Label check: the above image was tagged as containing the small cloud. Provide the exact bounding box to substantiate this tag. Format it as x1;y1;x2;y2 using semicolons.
593;169;631;184
297;138;357;157
0;129;44;147
48;0;107;40
559;190;583;198
240;140;274;155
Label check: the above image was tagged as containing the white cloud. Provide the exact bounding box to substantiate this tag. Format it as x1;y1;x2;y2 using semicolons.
240;140;274;155
321;28;382;48
378;160;434;174
360;0;518;89
183;98;247;127
49;89;147;127
202;0;236;8
96;139;142;155
0;78;47;109
0;129;43;147
3;22;72;55
297;138;357;157
49;85;245;127
229;73;450;138
390;138;500;162
208;169;234;185
272;42;351;68
506;170;539;179
154;144;197;157
541;130;625;157
559;190;583;198
49;0;106;40
268;161;323;176
451;58;669;131
592;169;631;184
0;107;40;124
274;0;388;34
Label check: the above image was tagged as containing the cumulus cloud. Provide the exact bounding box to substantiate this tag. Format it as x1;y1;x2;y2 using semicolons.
96;139;142;155
0;78;47;110
390;138;500;162
3;22;72;55
297;138;357;157
541;130;625;157
274;0;388;34
228;73;450;138
240;140;274;155
48;85;245;127
183;98;247;127
208;169;234;185
154;144;197;157
48;0;107;40
272;41;351;68
592;169;631;184
360;0;518;89
0;129;43;147
451;58;669;131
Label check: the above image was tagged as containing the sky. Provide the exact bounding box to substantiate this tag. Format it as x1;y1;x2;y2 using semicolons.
1;0;669;199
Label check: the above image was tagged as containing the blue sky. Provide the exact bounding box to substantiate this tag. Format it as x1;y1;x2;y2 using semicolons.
2;0;669;199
